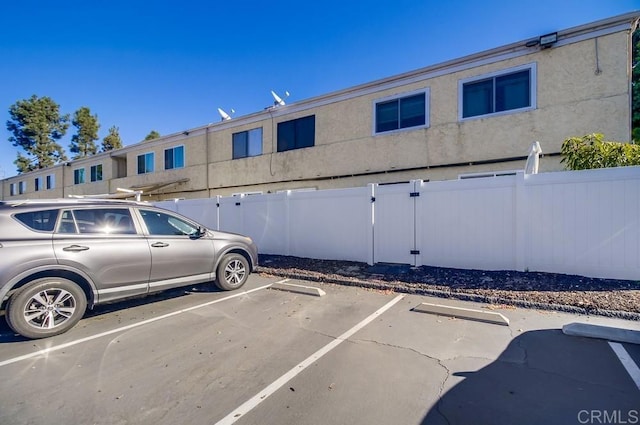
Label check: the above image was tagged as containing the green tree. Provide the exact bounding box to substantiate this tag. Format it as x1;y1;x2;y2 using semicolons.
101;126;123;152
561;133;640;170
633;28;640;142
144;130;160;141
70;106;99;159
6;95;69;173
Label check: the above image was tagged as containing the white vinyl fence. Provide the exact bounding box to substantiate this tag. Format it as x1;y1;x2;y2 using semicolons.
156;166;640;281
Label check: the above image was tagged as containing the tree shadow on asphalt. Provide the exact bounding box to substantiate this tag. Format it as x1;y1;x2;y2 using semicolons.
420;329;639;425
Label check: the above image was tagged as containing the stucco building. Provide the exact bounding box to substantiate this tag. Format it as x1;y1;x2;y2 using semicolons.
2;11;638;201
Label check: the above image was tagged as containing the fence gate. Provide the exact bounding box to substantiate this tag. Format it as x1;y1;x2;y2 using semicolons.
373;180;420;266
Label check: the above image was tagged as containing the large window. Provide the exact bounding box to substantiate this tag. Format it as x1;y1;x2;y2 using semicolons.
233;128;263;159
277;115;315;152
74;168;85;184
164;146;185;170
91;164;103;182
137;152;155;174
374;90;428;134
460;64;536;120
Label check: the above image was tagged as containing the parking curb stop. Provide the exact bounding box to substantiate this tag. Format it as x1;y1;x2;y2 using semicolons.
412;302;510;326
562;323;640;345
270;281;326;297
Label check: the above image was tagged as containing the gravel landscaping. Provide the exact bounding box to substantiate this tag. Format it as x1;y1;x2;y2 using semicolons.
257;254;640;320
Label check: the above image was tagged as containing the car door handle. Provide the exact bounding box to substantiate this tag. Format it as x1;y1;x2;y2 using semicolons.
151;242;170;248
63;245;90;252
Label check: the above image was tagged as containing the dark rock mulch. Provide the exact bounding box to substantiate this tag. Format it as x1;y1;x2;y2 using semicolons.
257;254;640;320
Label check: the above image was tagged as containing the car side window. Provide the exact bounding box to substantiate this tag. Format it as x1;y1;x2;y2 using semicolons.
140;209;198;236
14;209;59;232
57;208;136;235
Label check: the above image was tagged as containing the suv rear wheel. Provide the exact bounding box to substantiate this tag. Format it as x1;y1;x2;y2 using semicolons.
6;277;87;339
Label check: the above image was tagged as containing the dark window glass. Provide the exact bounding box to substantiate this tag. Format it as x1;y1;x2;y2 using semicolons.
164;146;184;170
277;116;315;152
46;175;54;190
34;178;41;192
463;79;493;118
375;93;426;133
495;70;530;112
233;131;248;159
74;169;85;184
137;153;154;174
400;94;426;128
90;164;103;182
15;209;59;232
463;69;531;118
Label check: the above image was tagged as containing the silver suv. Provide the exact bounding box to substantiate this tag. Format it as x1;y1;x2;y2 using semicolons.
0;199;258;339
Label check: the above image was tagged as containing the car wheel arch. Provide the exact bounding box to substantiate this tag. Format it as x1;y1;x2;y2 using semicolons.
215;247;253;271
3;269;97;310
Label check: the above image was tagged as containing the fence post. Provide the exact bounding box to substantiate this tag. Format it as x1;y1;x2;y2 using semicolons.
514;171;527;272
285;190;291;257
368;183;375;265
214;195;221;230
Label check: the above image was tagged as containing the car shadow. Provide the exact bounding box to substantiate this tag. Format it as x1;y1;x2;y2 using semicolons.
0;281;225;343
420;329;639;425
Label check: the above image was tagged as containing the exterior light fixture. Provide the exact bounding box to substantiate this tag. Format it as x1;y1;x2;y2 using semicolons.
539;32;558;48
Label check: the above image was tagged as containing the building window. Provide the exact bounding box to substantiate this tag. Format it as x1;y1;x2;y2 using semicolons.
460;63;536;120
10;183;17;196
74;168;85;184
19;181;27;194
233;128;263;159
90;164;103;182
164;146;185;170
374;90;429;134
34;177;42;192
137;152;155;174
46;175;55;190
277;116;315;152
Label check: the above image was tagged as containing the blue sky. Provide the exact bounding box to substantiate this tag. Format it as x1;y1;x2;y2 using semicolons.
0;0;638;179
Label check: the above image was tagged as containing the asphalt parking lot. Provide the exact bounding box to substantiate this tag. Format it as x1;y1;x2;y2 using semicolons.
0;274;638;425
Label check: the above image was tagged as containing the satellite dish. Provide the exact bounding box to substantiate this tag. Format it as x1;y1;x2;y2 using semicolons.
271;90;290;106
217;108;235;121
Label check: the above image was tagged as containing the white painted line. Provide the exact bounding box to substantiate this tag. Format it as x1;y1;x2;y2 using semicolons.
215;294;405;425
0;284;274;368
609;342;640;391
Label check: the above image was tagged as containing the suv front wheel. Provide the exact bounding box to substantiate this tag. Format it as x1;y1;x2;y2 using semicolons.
6;277;87;339
215;253;249;291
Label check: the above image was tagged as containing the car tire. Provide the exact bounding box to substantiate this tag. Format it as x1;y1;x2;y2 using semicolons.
6;277;87;339
215;253;250;291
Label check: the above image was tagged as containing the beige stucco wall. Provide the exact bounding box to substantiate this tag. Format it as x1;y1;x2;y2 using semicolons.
1;15;634;202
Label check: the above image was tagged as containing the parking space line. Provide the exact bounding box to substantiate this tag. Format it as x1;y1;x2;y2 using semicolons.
609;342;640;391
214;294;405;425
0;283;275;368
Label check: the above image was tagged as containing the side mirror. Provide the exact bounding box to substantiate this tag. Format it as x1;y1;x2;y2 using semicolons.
190;226;207;239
